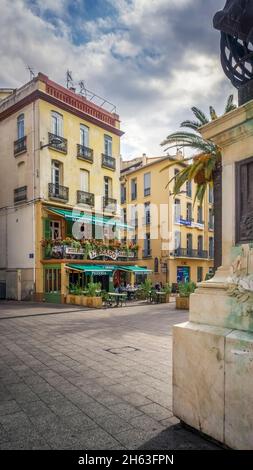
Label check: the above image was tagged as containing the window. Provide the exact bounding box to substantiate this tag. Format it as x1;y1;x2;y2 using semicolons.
121;184;126;204
186;203;192;222
197;206;203;223
104;135;112;157
144;172;151;196
50;220;61;240
144;233;151;256
51;111;63;137
197;267;203;283
144;202;150;224
51;161;62;186
104;176;112;199
80;124;89;147
209;237;214;258
131;178;137;200
45;268;61;293
187;233;192;255
154;258;159;273
122;208;127;224
80;169;89;192
209;186;214;204
186;180;192;198
198;235;203;255
131;205;138;228
17;114;25;139
174;199;181;222
209;208;214;229
174;230;181;251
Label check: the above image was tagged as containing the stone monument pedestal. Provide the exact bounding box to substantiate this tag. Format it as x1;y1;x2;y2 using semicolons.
173;101;253;450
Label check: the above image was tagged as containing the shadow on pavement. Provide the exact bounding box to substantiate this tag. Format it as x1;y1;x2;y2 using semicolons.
137;424;222;450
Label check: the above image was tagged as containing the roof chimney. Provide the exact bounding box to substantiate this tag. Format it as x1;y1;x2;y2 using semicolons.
142;153;147;165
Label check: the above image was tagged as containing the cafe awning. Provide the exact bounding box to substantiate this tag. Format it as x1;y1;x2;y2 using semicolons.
66;264;152;275
115;266;152;273
47;207;133;230
66;264;114;275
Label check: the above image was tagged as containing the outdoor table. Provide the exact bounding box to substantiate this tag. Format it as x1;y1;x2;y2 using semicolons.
108;293;127;307
155;291;166;303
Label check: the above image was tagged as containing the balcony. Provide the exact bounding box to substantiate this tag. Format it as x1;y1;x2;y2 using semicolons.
77;190;94;207
48;183;69;202
103;196;117;213
14;136;27;156
144;187;151;197
101;154;116;170
173;248;208;259
48;133;67;154
142;249;152;258
42;239;137;261
14;186;27;204
77;144;93;163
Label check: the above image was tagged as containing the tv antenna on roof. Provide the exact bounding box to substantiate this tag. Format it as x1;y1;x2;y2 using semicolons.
66;70;73;89
26;65;35;80
79;80;86;96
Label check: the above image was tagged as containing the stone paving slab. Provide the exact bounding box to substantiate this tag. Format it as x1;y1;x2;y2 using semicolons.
0;301;221;450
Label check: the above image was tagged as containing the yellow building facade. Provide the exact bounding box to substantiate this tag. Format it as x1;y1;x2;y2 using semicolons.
120;154;214;287
0;73;143;302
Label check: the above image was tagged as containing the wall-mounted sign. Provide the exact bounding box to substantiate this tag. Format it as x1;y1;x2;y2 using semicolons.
89;249;135;260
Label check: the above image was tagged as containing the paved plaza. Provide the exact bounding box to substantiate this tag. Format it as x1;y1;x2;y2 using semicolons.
0;301;221;450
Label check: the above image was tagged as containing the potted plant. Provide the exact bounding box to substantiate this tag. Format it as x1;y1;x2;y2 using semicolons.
82;282;102;308
140;279;152;301
176;281;196;310
66;283;83;305
161;283;172;303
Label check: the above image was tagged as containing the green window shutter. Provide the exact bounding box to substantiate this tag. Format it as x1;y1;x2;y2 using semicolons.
43;218;51;239
66;220;73;237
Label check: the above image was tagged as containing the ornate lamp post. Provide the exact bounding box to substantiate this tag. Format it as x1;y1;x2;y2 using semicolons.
213;0;253;104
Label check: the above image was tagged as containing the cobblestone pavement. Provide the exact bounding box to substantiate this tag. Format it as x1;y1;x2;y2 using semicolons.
0;301;221;450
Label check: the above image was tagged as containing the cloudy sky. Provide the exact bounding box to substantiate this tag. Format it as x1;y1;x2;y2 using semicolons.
0;0;235;159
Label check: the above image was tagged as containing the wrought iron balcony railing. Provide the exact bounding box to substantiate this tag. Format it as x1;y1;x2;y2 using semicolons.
14;136;27;156
142;249;152;258
77;190;94;206
77;144;93;162
14;186;27;203
173;248;208;259
48;133;67;153
144;187;151;197
48;183;69;201
101;154;116;170
103;196;117;213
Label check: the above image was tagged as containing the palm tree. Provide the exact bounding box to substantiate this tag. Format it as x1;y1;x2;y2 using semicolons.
161;96;237;271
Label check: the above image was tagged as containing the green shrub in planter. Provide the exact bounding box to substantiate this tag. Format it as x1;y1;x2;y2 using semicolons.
178;281;196;298
86;282;101;297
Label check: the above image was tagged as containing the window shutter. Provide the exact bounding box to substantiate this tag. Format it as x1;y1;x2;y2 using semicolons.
43;218;51;239
66;220;73;237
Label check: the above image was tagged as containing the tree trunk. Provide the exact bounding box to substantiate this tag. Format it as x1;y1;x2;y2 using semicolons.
213;161;222;271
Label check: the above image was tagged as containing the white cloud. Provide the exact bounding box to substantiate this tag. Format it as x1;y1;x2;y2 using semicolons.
0;0;232;159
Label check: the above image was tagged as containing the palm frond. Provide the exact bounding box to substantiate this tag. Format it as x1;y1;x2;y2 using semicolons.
225;94;237;113
194;184;207;206
180;120;201;131
191;107;209;125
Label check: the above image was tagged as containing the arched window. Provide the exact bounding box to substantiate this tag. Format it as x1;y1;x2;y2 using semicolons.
17;114;24;139
154;257;159;273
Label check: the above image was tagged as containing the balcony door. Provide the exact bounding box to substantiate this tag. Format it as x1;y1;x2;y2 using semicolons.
51;161;62;197
80;169;89;192
104;176;112;199
186;233;192;255
51;111;63;137
80;124;89;147
17;114;25;139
